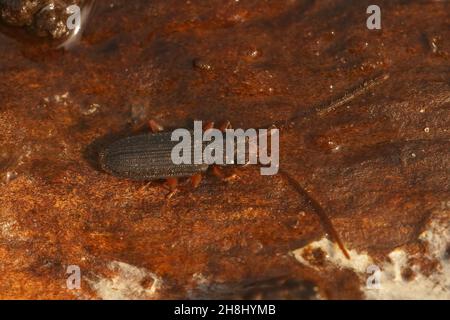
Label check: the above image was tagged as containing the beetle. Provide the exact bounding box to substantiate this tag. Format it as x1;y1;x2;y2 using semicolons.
99;120;236;195
99;73;390;259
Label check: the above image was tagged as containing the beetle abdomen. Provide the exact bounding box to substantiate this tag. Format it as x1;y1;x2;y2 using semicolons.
99;132;209;180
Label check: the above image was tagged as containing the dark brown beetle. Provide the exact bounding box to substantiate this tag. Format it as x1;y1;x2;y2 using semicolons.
99;74;390;259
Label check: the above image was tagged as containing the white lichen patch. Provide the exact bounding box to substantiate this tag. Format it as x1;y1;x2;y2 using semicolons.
53;92;70;103
88;261;162;300
292;210;450;299
365;249;448;300
292;237;373;273
366;210;450;300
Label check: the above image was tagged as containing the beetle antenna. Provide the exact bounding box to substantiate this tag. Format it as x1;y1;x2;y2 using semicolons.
279;169;351;260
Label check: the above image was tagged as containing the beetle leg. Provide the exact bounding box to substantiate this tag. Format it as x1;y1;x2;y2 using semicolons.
164;177;178;199
138;181;152;192
190;173;203;188
148;119;164;133
211;165;237;182
218;120;232;132
203;121;215;131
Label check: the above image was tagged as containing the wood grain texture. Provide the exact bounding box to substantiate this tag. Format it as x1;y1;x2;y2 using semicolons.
0;0;448;299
